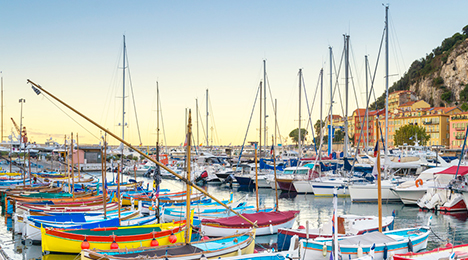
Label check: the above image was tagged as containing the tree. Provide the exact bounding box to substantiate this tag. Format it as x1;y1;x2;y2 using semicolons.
289;128;308;146
314;119;324;138
463;24;468;36
461;102;468;111
333;129;345;143
394;125;430;146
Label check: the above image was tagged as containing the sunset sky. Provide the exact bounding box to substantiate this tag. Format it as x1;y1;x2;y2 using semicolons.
1;1;467;147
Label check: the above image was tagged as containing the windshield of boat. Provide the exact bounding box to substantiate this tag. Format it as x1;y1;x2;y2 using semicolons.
284;168;309;175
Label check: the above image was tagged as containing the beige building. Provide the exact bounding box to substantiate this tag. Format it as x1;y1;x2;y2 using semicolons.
388;90;418;112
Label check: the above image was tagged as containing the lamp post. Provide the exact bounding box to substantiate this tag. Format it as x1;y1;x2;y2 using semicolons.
19;98;26;185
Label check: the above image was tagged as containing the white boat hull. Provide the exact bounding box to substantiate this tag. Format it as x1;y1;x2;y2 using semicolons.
391;188;428;205
292;180;314;194
349;183;400;202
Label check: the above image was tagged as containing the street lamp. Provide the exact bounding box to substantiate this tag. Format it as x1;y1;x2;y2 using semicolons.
19;98;25;185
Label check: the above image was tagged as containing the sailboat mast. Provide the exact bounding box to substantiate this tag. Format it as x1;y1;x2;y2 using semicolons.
298;69;302;160
259;81;262;158
196;98;199;148
121;35;126;183
344;35;350;158
206;89;209;147
320;68;323;160
384;5;389;174
365;55;369;150
328;47;333;156
274;100;279;211
263;60;267;154
156;82;160;171
1;75;3;143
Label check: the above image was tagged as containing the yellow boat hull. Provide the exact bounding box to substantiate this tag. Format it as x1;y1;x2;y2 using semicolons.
42;222;191;254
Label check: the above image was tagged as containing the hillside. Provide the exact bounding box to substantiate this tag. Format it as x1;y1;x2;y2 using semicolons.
371;25;468;110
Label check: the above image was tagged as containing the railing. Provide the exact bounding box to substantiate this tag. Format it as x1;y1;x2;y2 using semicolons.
423;121;439;125
455;127;466;131
456;135;465;140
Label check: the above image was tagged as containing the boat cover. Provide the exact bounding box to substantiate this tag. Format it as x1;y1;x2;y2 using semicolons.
201;210;299;227
105;244;204;258
436;166;468;176
338;232;396;246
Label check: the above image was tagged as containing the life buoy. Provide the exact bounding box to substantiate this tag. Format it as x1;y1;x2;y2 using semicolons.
415;179;423;188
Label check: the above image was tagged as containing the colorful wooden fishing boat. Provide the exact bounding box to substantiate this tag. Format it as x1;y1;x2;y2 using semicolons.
80;230;255;260
200;210;299;237
42;219;191;254
393;243;468;259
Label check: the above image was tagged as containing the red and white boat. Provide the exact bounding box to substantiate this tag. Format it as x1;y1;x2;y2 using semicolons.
199;210;299;237
439;192;467;212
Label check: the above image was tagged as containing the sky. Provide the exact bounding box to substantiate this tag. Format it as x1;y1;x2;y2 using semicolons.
0;1;467;147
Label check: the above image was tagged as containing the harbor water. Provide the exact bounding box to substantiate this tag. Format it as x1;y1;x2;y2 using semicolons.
1;173;468;259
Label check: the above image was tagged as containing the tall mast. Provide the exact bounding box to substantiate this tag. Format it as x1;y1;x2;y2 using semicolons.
259;81;262;158
320;68;323;160
206;89;209;147
196;98;199;147
156;82;160;171
122;35;126;144
328;47;333;156
384;5;389;175
1;75;3;143
263;60;267;154
365;55;369;150
121;35;126;183
344;35;350;158
298;69;302;160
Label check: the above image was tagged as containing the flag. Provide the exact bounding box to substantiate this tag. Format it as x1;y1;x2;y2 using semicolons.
372;140;380;177
398;153;401;162
183;136;187;147
153;184;160;198
270;144;274;155
373;139;379;157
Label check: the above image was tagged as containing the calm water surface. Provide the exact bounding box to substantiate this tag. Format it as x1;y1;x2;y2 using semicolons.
1;173;468;259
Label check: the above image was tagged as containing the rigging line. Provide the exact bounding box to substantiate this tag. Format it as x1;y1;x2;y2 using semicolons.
332;46;346;118
303;69;322;153
101;44;123;128
349;41;366;106
370;27;386;107
236;82;261;168
159;96;168;154
208;96;220;146
389;12;405;78
41;94;100;141
197;106;206;146
265;73;283;145
125;54;143;146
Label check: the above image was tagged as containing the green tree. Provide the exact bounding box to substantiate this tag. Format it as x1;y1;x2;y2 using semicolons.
333;129;345;143
289;128;308;146
461;102;468;111
463;24;468;36
314;120;324;138
394;125;430;146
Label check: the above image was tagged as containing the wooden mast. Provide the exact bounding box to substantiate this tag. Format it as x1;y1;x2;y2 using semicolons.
185;110;192;242
376;118;382;232
77;133;81;181
28;79;258;227
103;134;107;218
71;132;75;198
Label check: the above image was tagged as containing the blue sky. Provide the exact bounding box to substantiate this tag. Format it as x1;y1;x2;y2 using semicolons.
1;1;467;146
